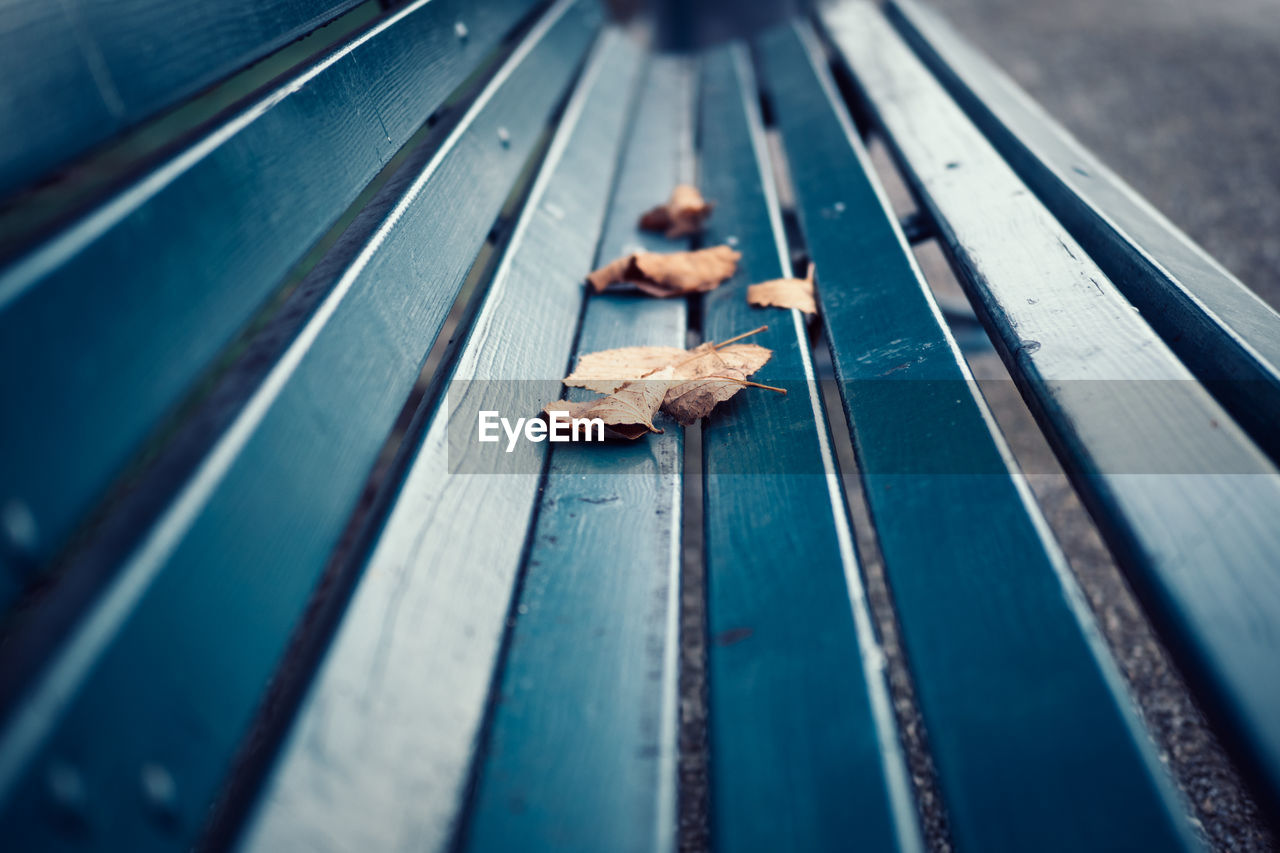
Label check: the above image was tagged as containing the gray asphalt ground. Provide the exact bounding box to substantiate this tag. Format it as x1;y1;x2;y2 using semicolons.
932;0;1280;312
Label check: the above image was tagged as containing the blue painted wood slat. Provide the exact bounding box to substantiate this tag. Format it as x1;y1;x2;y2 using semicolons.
758;20;1199;852
239;27;645;853
0;0;362;198
0;4;597;850
821;0;1280;821
0;0;539;594
889;0;1280;461
697;43;921;853
461;53;696;853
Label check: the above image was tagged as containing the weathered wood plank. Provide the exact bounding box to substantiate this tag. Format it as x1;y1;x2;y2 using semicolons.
889;0;1280;460
697;44;921;853
459;54;695;853
758;20;1200;852
0;0;363;197
822;0;1280;819
0;0;540;592
239;28;644;852
0;6;597;850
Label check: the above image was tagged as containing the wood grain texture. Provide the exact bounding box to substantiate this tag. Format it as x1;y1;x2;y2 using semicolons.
460;55;696;853
823;0;1280;820
0;0;362;197
758;21;1199;852
0;6;596;851
0;0;539;592
697;44;921;853
238;29;643;853
889;0;1280;460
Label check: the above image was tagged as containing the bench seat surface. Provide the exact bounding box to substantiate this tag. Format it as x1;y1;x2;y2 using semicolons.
756;20;1196;853
2;1;1279;850
0;0;541;591
823;0;1280;818
0;3;595;850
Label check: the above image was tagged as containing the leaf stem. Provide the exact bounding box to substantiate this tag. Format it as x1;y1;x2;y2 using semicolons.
711;325;768;349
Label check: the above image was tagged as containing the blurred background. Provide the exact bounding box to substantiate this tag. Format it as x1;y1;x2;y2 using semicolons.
904;0;1280;311
634;0;1280;312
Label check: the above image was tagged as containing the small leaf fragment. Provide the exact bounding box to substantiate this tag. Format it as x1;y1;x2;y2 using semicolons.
639;184;714;238
587;246;741;297
542;367;674;440
747;263;817;315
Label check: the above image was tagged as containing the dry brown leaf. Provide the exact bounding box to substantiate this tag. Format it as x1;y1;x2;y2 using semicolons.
662;337;784;424
542;367;674;440
747;263;817;315
664;370;754;426
562;345;686;394
639;184;714;238
562;328;782;425
678;341;772;380
585;255;633;293
563;342;770;394
586;245;741;297
564;328;772;393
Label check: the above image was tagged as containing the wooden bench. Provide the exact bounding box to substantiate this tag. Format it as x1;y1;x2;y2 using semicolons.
1;0;1278;849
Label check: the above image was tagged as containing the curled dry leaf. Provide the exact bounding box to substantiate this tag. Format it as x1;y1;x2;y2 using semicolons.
586;245;741;297
664;372;754;426
562;327;783;426
542;367;674;440
662;339;785;425
747;263;817;315
639;184;714;238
